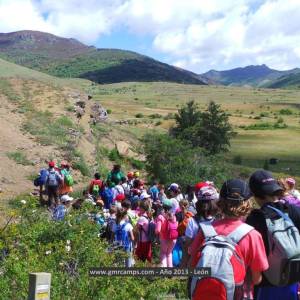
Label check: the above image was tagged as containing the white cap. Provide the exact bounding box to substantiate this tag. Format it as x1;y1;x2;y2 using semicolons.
140;192;151;200
61;195;74;202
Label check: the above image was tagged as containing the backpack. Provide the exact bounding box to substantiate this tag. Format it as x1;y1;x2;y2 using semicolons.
101;188;113;204
263;205;300;286
140;216;156;243
64;173;74;186
177;211;193;236
115;222;131;251
33;169;48;186
92;184;100;195
102;217;116;241
47;170;59;187
167;219;178;240
52;205;66;221
190;222;253;300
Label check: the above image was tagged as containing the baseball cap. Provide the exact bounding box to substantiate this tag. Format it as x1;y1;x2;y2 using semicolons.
48;161;55;168
220;179;252;201
197;186;219;201
127;172;134;179
162;199;173;209
168;183;179;193
61;195;74;202
134;171;140;177
116;194;125;202
249;170;283;197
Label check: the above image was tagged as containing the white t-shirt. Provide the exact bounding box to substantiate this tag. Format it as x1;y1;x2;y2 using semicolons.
113;220;133;249
170;194;184;214
185;216;213;239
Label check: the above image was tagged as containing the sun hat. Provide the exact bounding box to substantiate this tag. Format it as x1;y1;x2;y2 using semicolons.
140;192;151;200
249;170;283;197
197;186;219;201
220;179;252;201
61;195;74;202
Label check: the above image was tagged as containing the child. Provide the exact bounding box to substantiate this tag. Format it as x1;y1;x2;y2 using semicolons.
168;183;184;214
247;170;300;300
181;185;219;267
88;173;103;199
189;179;269;300
113;208;134;267
155;199;178;267
135;201;153;263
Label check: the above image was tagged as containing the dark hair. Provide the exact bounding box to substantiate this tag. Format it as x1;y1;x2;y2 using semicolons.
196;199;219;219
94;172;100;180
121;200;131;210
109;206;117;215
116;208;127;224
113;164;121;171
139;201;150;212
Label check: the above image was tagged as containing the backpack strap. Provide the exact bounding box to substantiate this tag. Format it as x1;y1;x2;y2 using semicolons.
266;205;294;224
227;223;253;244
199;222;217;238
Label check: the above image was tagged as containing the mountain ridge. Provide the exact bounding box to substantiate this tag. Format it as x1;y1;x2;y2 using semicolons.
0;30;205;85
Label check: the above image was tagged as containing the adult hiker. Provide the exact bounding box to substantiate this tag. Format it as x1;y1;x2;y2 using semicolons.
168;183;184;214
59;161;73;196
247;170;300;300
107;164;126;186
189;179;268;300
46;161;62;209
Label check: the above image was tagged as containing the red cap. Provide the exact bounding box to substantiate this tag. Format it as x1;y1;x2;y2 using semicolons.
127;172;134;179
116;194;125;202
48;161;55;168
195;182;208;192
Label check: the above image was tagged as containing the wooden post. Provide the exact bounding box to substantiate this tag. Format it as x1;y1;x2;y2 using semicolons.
28;272;51;300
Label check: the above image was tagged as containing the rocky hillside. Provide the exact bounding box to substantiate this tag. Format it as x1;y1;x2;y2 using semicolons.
0;30;205;85
0;58;141;200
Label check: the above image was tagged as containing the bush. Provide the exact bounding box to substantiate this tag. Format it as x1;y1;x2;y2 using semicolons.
148;113;162;119
108;148;122;162
135;113;144;118
107;109;112;114
279;108;293;115
0;195;185;299
142;133;228;188
155;121;162;126
128;157;145;170
233;155;242;165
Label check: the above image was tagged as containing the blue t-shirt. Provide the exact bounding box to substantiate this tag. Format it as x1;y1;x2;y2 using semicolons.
149;186;159;201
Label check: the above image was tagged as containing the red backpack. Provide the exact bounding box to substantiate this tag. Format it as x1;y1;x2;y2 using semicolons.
190;222;253;300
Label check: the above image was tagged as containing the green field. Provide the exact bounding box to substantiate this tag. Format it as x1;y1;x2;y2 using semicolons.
82;82;300;177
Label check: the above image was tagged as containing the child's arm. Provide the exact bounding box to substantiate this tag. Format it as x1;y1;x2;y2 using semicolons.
251;271;262;285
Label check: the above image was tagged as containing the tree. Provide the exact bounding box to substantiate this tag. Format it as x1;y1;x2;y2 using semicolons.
171;100;201;139
142;133;228;188
193;101;235;154
172;101;235;155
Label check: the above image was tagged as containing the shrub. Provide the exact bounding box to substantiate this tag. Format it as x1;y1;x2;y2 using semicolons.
233;155;242;165
108;148;122;162
148;113;162;119
107;109;112;114
135;113;144;118
155;121;162;126
142;133;228;188
0;195;185;299
279;108;293;115
128;157;145;170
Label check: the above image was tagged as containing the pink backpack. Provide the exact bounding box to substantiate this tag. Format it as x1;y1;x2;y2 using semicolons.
167;219;178;240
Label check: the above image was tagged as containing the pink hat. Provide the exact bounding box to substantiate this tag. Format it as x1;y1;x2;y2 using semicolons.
286;178;296;186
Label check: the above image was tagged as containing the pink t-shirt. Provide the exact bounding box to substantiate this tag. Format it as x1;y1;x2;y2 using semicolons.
155;213;177;241
138;214;149;242
189;218;269;273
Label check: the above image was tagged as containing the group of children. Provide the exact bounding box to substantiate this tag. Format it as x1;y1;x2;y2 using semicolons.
34;162;300;300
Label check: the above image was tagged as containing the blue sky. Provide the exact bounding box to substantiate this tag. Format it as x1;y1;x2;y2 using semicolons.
1;0;300;73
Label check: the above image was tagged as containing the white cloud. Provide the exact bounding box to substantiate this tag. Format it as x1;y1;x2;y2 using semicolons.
0;0;300;72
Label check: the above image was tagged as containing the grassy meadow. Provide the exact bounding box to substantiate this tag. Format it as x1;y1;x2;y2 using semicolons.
81;81;300;177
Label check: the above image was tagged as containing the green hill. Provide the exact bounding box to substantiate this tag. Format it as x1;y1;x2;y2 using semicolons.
266;72;300;89
0;30;205;85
